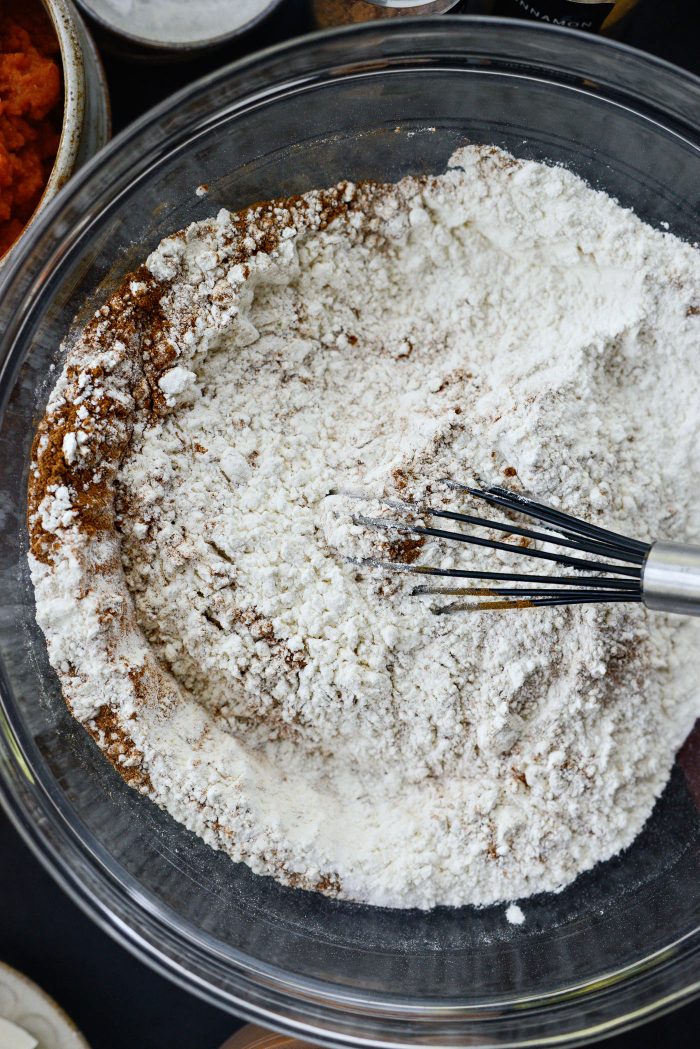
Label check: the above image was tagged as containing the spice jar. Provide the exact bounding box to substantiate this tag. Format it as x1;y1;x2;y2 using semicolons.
312;0;461;29
463;0;640;35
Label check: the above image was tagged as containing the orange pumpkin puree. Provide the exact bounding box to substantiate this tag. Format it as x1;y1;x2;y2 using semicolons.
0;0;62;258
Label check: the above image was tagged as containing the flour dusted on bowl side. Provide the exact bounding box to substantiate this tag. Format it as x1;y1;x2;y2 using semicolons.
28;145;700;909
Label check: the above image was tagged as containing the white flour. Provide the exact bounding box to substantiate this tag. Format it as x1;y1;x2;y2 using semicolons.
506;904;525;926
29;146;700;908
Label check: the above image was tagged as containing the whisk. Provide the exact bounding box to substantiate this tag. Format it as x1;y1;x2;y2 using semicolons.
353;481;700;615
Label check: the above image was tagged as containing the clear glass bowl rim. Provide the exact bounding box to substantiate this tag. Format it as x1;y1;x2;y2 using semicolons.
1;17;700;1048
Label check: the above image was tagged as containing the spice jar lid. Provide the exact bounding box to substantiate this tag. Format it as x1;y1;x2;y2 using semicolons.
74;0;284;55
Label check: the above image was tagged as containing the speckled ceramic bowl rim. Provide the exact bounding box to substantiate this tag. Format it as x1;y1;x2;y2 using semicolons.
41;0;85;204
74;0;284;54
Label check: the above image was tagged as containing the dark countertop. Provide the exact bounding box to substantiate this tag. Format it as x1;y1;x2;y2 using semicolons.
2;1;700;1047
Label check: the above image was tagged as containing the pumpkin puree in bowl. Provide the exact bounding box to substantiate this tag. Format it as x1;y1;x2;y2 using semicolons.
0;0;62;258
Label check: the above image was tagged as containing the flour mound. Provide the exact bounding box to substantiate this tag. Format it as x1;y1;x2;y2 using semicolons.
28;146;700;908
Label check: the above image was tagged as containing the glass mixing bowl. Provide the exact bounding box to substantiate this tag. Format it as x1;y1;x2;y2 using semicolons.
1;17;699;1048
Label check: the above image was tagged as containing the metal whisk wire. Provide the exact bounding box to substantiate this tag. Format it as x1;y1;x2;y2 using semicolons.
353;481;652;612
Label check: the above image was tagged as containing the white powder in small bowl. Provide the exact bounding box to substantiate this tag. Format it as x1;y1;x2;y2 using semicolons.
81;0;276;47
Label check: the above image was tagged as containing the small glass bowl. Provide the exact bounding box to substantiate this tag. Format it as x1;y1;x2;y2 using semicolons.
312;0;460;26
367;1;460;9
0;18;699;1049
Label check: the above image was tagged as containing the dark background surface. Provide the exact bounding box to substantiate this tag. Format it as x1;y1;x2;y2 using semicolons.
2;0;700;1047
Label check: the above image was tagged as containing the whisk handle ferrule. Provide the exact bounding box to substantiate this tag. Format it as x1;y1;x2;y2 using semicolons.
642;542;700;616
